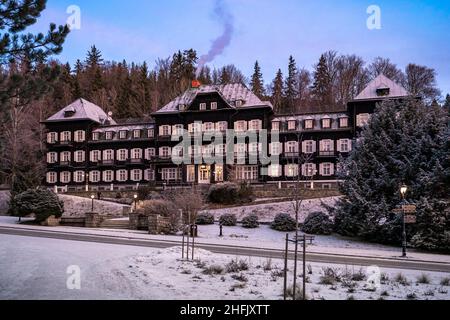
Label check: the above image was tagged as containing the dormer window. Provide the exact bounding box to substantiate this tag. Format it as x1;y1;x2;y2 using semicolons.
178;104;186;111
147;129;154;138
356;113;370;127
322;118;331;129
199;103;207;111
376;87;390;96
105;131;114;140
92;132;100;141
119;130;128;139
211;102;218;110
339;117;349;128
304;119;314;130
272;121;280;131
133;130;141;139
288;120;297;131
235;100;243;108
64;107;76;118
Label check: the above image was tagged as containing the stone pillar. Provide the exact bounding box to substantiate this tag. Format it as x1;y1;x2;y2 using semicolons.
85;212;102;228
41;215;61;226
148;215;171;235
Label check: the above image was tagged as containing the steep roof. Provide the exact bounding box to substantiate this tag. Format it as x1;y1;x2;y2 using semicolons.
354;74;409;101
156;83;273;113
45;98;116;124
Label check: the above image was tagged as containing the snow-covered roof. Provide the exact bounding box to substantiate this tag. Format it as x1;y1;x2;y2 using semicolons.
273;113;348;122
156;83;273;113
45;98;116;124
93;124;153;133
354;74;409;100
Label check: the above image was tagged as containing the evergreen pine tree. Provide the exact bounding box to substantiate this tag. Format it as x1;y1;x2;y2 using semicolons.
311;54;332;106
333;98;449;251
271;69;284;114
85;45;104;68
284;56;298;113
250;61;265;99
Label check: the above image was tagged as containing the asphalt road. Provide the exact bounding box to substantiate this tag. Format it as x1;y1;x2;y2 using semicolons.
1;226;449;273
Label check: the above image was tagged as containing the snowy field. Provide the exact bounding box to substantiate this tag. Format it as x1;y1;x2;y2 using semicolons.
0;234;449;300
202;197;340;223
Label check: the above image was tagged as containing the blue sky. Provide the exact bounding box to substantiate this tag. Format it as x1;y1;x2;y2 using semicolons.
32;0;450;96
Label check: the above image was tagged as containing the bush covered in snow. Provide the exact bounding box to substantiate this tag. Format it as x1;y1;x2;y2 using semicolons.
219;213;237;226
137;200;179;233
196;212;215;225
207;183;239;204
302;211;334;235
271;213;297;232
9;188;64;222
241;214;259;229
207;182;253;205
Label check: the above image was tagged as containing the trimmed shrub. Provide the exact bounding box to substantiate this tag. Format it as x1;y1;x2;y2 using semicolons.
242;214;259;229
196;212;215;225
9;188;64;223
219;213;237;226
237;183;254;203
207;183;239;204
302;211;334;235
271;213;297;232
137;200;179;234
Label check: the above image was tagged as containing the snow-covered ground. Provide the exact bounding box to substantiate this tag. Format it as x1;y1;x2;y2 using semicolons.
202;197;340;222
59;194;130;217
1;216;449;263
0;234;448;300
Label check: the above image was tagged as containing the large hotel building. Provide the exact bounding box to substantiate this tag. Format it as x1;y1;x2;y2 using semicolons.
42;74;409;192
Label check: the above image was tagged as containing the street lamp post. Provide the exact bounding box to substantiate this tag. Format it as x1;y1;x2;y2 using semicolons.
133;194;138;211
90;194;95;212
400;185;408;258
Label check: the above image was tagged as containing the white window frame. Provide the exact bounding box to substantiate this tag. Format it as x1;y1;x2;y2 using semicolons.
322;118;331;129
302;140;316;154
90;150;101;162
60;151;71;163
131;148;142;160
249;119;262;131
119;130;128;139
216;121;228;132
74;150;85;163
288;120;297;131
270;142;282;156
272;121;280;131
320;163;334;176
74;171;85;183
103;170;114;183
234;121;247;132
285;141;298;154
46;172;57;184
103;149;114;161
199;103;207;111
131;169;143;182
320;139;334;152
74;130;85;142
304;119;314;130
117;149;128;161
133;130;141;139
92;132;100;141
89;171;101;183
211;102;218;110
47;152;58;164
145;148;156;160
203;122;215;132
339;117;349;128
105;131;114;140
116;170;128;182
159;147;171;159
268;164;282;178
285;164;299;177
235;166;258;181
60;171;71;183
47;132;58;144
147;129;154;138
162;168;181;181
60;131;71;142
338;139;351;153
302;163;317;177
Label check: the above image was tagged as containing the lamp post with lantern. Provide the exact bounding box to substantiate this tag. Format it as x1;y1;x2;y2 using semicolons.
133;194;138;211
90;194;95;212
400;184;408;258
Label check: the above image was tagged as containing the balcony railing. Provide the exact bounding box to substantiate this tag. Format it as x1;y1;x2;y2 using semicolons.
100;159;115;166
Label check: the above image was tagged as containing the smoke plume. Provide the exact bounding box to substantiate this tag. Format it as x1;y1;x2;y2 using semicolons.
196;0;234;78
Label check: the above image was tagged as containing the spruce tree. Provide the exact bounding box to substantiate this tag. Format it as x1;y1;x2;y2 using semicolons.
333;98;449;251
311;54;332;106
250;61;265;99
284;56;298;113
85;45;104;68
271;69;284;114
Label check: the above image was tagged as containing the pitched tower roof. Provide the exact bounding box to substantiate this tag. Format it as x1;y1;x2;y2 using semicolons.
354;74;409;101
44;98;116;124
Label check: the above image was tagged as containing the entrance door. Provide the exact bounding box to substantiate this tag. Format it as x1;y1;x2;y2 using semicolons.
198;165;211;184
